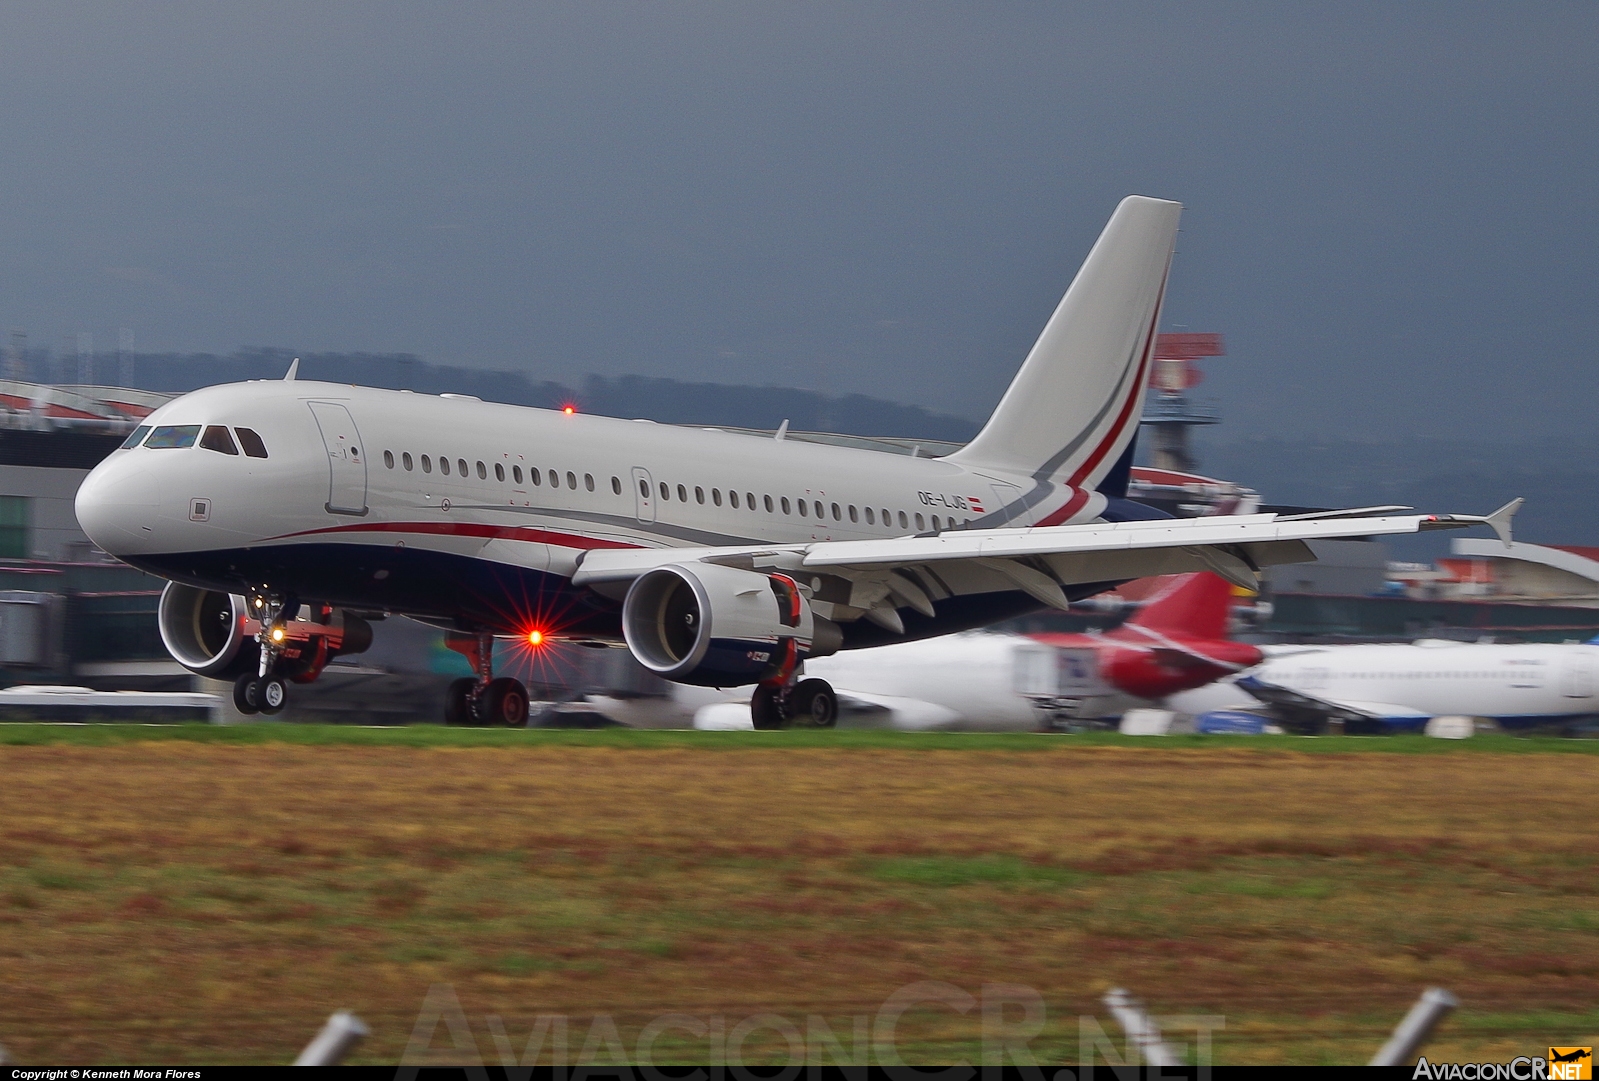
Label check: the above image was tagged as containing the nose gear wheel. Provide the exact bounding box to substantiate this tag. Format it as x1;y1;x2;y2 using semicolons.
232;673;287;716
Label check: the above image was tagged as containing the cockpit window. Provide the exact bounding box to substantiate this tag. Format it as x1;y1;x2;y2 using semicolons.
235;428;269;458
120;425;151;450
145;425;201;449
199;425;239;455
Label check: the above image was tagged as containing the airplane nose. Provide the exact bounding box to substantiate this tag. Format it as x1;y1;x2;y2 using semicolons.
75;459;161;554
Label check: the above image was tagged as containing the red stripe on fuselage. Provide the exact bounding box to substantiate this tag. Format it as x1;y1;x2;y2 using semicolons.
268;520;643;551
1033;264;1170;527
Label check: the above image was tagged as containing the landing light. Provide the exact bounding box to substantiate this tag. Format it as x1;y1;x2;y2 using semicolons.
270;626;285;643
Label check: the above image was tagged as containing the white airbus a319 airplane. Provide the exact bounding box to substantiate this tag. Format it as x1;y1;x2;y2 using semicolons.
74;196;1514;727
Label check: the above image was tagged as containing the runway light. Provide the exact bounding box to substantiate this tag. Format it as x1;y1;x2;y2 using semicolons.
527;629;546;647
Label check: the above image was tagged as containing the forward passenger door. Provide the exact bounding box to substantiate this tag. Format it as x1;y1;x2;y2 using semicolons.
307;402;368;516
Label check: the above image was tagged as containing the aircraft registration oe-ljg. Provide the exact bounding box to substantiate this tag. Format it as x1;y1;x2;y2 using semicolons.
74;196;1518;728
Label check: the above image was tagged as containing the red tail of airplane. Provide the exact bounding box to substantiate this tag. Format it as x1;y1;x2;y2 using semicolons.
1029;572;1262;701
1121;571;1237;642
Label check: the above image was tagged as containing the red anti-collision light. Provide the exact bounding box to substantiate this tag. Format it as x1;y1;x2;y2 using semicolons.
527;629;547;647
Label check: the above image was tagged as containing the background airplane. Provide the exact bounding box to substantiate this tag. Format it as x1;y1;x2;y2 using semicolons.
1029;571;1262;708
691;571;1261;731
1169;637;1599;734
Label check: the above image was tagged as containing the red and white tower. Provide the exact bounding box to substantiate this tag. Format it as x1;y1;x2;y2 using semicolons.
1141;332;1225;473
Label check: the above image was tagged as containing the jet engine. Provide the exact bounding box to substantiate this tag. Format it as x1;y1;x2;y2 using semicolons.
157;581;373;682
622;563;842;687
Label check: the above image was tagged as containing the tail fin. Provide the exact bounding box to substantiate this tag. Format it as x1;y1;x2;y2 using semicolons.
1127;572;1236;641
949;196;1180;498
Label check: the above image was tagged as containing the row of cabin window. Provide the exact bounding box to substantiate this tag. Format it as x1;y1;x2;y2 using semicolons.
382;450;614;493
120;423;270;457
381;448;966;533
642;478;966;533
1340;670;1517;679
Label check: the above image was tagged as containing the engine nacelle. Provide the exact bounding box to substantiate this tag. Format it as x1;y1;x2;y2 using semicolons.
157;582;373;682
622;563;842;687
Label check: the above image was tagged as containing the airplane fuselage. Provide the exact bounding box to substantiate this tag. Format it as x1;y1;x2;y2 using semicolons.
1251;641;1599;728
76;379;1121;645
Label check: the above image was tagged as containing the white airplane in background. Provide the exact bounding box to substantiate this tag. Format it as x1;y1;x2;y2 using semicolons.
688;631;1050;732
1170;636;1599;734
73;196;1513;728
694;570;1265;731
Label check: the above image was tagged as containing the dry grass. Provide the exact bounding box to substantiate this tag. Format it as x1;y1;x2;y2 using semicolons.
0;736;1596;1065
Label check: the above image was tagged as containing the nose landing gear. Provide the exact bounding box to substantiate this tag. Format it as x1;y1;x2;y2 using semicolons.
233;672;288;715
231;590;293;717
443;632;529;727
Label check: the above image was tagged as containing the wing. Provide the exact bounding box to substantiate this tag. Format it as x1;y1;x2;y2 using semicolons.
573;507;1508;632
1235;675;1430;735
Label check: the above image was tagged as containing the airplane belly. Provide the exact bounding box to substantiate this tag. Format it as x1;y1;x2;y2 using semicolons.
127;541;622;637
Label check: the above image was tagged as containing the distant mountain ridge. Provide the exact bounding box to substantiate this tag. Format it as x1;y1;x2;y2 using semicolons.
88;348;981;442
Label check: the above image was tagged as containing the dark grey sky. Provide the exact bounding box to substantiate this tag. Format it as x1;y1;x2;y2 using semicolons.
1;3;1593;438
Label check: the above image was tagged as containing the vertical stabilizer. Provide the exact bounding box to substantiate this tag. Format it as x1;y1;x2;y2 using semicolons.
1127;572;1235;642
949;196;1180;520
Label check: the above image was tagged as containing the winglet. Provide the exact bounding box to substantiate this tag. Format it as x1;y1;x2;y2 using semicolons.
1484;497;1522;546
1425;497;1524;544
774;419;788;442
284;357;300;381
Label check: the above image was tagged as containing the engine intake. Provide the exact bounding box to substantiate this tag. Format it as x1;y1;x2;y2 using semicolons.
157;582;373;681
622;563;841;686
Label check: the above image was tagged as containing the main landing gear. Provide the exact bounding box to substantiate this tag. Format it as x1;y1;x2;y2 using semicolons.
444;632;530;727
750;674;838;730
232;591;292;717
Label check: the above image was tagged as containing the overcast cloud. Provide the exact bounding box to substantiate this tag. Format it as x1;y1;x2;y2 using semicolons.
0;3;1593;438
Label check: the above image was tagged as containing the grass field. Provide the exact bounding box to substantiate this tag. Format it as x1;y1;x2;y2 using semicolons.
0;724;1596;1066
